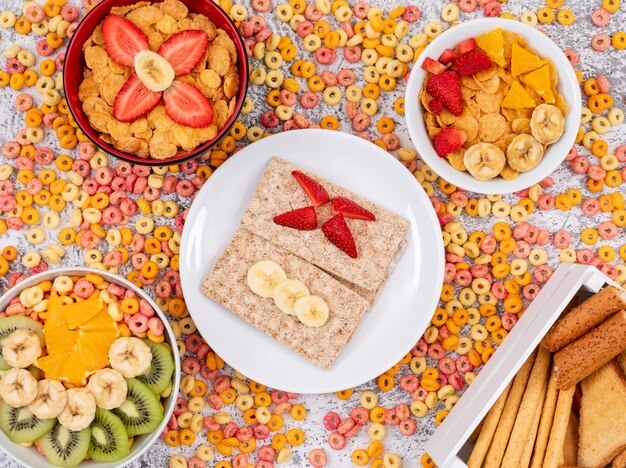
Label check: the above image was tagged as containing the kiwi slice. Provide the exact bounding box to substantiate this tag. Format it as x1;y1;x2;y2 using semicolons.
88;408;129;463
0;404;55;443
113;378;163;437
38;423;91;467
0;316;44;370
137;340;175;395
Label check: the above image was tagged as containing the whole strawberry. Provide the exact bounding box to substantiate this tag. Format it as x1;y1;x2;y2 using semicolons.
426;70;463;116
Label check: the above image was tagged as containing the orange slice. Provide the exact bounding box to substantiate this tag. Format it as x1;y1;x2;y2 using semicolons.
511;43;545;76
476;28;505;67
502;80;536;109
37;293;118;386
522;65;555;104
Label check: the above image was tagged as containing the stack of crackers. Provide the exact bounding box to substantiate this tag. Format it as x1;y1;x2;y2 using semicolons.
467;286;626;468
202;157;409;370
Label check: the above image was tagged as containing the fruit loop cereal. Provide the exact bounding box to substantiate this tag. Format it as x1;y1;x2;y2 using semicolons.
0;0;624;466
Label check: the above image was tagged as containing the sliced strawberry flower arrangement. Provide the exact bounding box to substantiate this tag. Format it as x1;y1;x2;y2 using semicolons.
273;171;376;258
102;14;213;127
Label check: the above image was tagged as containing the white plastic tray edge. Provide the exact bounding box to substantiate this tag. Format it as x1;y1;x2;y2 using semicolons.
424;263;615;468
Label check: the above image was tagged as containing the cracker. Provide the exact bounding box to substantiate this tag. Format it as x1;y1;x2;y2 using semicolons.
241;157;409;295
202;228;369;370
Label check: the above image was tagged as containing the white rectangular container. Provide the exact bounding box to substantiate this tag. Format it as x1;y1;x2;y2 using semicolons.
424;263;617;468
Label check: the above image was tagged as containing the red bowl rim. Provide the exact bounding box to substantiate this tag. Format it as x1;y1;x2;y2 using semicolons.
63;0;249;166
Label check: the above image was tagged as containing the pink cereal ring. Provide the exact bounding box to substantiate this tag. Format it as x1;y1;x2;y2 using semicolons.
2;141;21;159
188;457;205;468
337;69;356;87
337;418;355;435
128;313;149;334
0;180;13;196
236;426;253;442
522;283;541;300
350;407;369;425
454;270;472;287
6;58;25;75
598;221;618;240
399;418;416;436
581;198;600;216
253;424;270;440
343;46;361;63
36;39;54;57
596;75;610;93
591;33;611;51
212;375;231;393
382;134;400;151
74;279;95;298
438;325;451;340
352;113;370;132
353;2;369;18
78;141;96;160
321;71;337;86
481;234;497;254
15;129;30;146
427;342;445;360
536;229;550;246
346;101;358;120
491;282;507;300
315;47;336;65
255;27;272;42
279;89;297;106
524;226;539;244
296;21;314;38
34;147;54;164
344;423;362;438
341;21;354;38
412;339;428;357
14;93;33;112
552;230;571;249
565;145;578;161
591;8;610;26
274;402;291;414
483;0;501;16
104;250;123;267
459;0;477;12
587;165;606;180
26;178;43;195
304;3;322;21
513;240;530;258
570;156;590;174
293;113;310;129
102;207;123;225
251;0;271;13
261;110;279;128
223;422;238;439
448;372;465;390
502;313;518;331
537;193;555;211
455;356;473;373
563;49;579;66
402;5;421;22
300;90;319;109
399;374;419;393
533;265;553;283
309;449;328;467
384;408;399;426
258;446;275;462
248;15;266;33
60;5;79;21
7;216;24;230
181;357;201;375
438;357;456;375
25;5;45;23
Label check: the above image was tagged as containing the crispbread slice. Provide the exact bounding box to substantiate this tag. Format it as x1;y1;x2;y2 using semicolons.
240;157;409;294
578;361;626;468
202;228;369;370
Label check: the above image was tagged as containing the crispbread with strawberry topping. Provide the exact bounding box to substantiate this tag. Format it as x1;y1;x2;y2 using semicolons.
240;157;409;297
201;228;369;370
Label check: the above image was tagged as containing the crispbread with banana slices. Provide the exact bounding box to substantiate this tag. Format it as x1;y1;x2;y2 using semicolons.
201;228;369;370
240;157;409;298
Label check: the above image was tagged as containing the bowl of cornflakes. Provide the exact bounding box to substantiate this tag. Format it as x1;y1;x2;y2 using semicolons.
405;18;581;194
64;0;249;165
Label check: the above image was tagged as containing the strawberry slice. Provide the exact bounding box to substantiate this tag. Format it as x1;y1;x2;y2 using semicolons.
158;30;209;76
332;197;375;221
291;171;330;207
421;57;447;75
438;49;457;64
322;214;357;258
113;74;162;122
163;81;214;128
273;206;317;230
102;14;149;67
426;70;463;116
432;126;467;157
456;38;477;55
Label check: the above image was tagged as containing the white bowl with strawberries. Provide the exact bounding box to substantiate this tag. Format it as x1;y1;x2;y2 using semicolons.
405;18;581;194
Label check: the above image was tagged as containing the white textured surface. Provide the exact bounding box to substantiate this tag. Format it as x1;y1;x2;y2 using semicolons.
0;0;624;467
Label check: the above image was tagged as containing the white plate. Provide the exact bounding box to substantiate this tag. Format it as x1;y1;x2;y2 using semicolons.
180;129;444;393
405;18;581;194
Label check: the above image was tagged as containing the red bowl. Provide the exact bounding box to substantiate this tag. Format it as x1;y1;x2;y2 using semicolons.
64;0;249;166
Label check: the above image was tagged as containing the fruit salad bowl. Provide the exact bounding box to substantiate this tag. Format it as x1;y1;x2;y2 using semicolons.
405;18;581;194
64;0;249;166
0;267;180;468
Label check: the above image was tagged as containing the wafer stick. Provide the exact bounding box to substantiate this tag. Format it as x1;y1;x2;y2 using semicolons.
467;381;513;468
554;310;626;389
562;411;578;465
542;286;626;352
483;351;537;468
543;385;576;468
519;372;549;468
530;368;559;468
502;347;552;466
468;419;484;444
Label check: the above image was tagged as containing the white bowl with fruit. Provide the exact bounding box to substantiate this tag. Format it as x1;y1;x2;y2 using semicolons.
0;268;180;467
405;18;581;194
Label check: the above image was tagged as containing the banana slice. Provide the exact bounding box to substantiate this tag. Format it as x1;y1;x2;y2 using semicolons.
295;295;329;328
2;329;42;368
273;279;310;315
530;104;565;144
463;143;506;181
108;337;153;378
247;261;287;298
29;379;67;419
58;387;96;432
506;134;544;172
134;50;175;92
0;368;39;408
87;368;128;410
